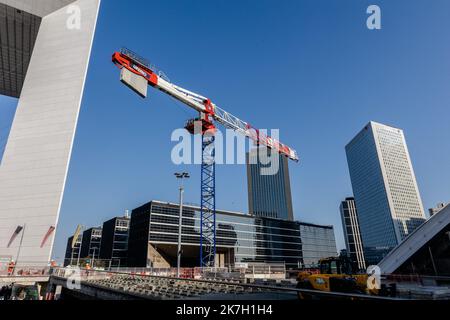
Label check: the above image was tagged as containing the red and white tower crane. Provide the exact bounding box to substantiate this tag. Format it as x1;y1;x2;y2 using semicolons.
112;48;299;267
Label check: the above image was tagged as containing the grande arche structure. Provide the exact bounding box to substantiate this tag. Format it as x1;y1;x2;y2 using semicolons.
0;0;101;266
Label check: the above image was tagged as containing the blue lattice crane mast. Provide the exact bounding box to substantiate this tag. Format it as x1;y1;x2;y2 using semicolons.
112;48;299;267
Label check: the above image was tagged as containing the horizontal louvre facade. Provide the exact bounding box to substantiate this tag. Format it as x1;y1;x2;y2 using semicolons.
129;201;337;269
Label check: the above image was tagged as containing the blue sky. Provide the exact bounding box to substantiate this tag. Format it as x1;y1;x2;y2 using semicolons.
1;0;450;261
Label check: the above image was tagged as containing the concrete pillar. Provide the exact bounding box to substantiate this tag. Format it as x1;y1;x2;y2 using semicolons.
0;0;101;266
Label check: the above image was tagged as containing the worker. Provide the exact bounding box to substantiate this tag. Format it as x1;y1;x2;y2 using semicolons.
7;261;15;275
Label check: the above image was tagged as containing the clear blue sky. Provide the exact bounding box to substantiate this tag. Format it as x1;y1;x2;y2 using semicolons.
1;0;450;262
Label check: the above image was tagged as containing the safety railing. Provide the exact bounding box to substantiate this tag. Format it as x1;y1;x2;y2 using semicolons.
0;266;51;278
105;263;285;281
49;267;406;301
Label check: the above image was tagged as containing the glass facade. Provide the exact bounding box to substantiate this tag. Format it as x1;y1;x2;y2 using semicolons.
340;198;366;270
64;234;82;266
346;122;426;264
99;217;130;267
129;201;337;269
246;148;294;221
80;227;102;260
299;223;338;267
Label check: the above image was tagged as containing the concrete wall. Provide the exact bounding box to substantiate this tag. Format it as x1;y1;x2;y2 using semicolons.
0;0;101;266
0;0;76;18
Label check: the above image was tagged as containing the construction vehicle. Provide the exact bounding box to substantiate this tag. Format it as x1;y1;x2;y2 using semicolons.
112;48;299;267
296;256;370;299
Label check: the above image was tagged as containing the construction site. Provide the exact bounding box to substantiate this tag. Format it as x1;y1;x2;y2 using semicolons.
2;44;450;302
1;0;450;310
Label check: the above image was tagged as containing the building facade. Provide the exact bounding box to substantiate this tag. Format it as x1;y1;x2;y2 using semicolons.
128;200;337;269
340;197;366;270
64;234;82;266
346;122;426;264
99;217;130;268
300;223;338;267
80;227;102;261
0;0;101;266
246;148;294;221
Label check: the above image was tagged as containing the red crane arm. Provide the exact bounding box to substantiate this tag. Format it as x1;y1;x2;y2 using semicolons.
112;49;299;162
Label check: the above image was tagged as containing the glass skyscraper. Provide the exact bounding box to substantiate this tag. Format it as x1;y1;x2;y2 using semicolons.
340;197;366;270
64;234;82;267
80;227;102;261
246;148;294;221
99;217;130;267
345;122;426;265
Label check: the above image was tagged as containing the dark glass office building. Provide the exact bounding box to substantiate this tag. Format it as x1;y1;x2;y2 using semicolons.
64;234;82;266
299;222;339;267
128;200;337;269
340;197;366;270
99;217;130;267
80;227;102;260
246;148;294;221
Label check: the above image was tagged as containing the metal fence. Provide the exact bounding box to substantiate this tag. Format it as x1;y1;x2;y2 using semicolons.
49;267;404;301
0;261;51;278
105;263;286;280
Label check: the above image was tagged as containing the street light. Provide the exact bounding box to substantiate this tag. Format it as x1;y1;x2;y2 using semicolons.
175;172;190;278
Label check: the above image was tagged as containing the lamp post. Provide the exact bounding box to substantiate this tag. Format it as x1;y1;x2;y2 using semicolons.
175;172;190;278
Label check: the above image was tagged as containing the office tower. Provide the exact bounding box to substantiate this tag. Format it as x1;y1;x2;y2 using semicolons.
246;147;294;221
99;217;130;268
346;122;426;264
80;228;103;261
64;234;82;267
340;197;366;270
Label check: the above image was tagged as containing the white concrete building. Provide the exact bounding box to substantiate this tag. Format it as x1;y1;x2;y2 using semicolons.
0;0;101;266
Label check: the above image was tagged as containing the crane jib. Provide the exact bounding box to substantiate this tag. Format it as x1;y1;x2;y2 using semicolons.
112;50;300;162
